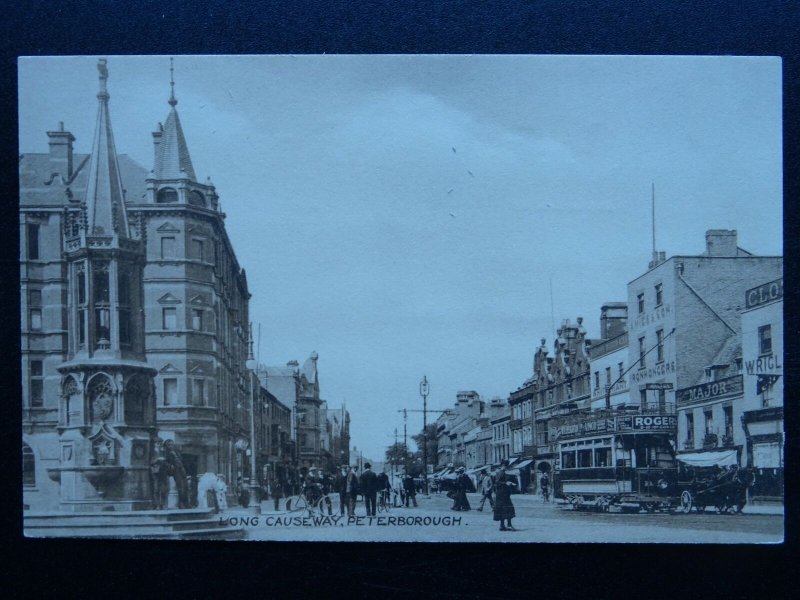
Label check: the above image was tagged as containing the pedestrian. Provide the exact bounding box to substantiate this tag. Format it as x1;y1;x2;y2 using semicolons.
197;472;218;510
402;473;418;507
320;469;334;515
334;465;349;515
214;473;229;512
451;467;472;511
493;460;516;531
477;471;494;511
376;469;391;509
346;465;360;516
540;472;550;503
270;475;283;512
360;462;378;516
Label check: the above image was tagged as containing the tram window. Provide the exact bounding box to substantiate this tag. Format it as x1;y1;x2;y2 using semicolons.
561;451;576;469
578;449;593;468
594;447;611;467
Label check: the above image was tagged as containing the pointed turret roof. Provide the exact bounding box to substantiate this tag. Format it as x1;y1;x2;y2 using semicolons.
84;58;129;237
152;59;196;181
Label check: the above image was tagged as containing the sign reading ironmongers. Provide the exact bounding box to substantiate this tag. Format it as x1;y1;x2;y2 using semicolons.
676;375;743;405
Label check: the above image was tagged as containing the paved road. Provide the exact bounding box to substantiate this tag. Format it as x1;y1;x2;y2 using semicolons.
230;493;782;543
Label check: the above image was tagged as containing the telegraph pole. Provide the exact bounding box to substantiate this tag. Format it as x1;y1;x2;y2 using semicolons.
403;408;408;466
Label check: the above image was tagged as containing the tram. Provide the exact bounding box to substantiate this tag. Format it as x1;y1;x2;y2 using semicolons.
552;406;679;512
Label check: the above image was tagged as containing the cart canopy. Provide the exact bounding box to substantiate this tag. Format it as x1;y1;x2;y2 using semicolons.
676;449;738;468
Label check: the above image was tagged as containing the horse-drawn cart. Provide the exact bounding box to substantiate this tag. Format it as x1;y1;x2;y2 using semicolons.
675;451;754;514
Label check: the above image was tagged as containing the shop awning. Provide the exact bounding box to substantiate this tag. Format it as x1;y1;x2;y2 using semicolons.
466;465;490;475
676;449;738;468
513;459;533;470
506;457;519;467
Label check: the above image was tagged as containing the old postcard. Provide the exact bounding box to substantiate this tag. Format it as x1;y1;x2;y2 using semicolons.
20;55;783;542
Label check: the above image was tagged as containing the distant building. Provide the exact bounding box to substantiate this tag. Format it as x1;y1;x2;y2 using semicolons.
633;231;781;471
490;398;512;465
588;303;629;411
259;352;329;473
325;404;351;470
435;391;485;469
740;277;783;502
510;318;592;482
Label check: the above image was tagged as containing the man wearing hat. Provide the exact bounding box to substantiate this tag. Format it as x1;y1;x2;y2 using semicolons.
334;465;350;516
360;462;378;516
346;465;360;516
451;466;472;511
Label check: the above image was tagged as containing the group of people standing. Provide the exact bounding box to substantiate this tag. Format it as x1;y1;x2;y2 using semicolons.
448;460;519;531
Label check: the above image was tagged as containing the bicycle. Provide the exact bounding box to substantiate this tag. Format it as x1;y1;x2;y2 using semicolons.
285;484;325;516
314;492;336;516
378;490;391;513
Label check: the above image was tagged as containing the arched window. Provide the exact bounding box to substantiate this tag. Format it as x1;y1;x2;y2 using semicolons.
87;375;114;423
156;188;178;203
23;443;35;486
63;377;79;426
188;190;206;207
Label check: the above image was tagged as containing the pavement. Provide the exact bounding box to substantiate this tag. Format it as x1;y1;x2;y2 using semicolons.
215;492;783;543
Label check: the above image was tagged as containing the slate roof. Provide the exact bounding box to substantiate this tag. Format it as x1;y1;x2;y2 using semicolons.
20;152;149;208
153;107;196;181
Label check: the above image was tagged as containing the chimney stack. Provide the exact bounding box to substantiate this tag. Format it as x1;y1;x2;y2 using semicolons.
47;121;75;179
705;229;738;257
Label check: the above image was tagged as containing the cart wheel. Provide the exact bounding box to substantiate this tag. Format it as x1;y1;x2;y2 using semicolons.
680;491;693;514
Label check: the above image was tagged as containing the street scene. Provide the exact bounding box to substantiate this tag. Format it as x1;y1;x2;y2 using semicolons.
225;491;782;543
19;55;783;541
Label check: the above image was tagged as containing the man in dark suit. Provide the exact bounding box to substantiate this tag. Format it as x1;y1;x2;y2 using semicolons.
376;469;391;509
334;465;349;516
346;465;360;516
402;473;418;507
360;462;378;516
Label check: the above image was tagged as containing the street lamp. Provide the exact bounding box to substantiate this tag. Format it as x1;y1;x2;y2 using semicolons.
420;375;430;495
244;323;261;515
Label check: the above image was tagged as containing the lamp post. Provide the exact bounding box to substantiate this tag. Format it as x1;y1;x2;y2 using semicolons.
420;375;430;495
244;323;261;515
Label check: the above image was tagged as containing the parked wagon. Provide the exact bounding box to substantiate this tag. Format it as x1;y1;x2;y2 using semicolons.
676;462;754;514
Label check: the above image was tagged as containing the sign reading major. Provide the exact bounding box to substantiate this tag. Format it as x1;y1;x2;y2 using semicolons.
676;375;743;405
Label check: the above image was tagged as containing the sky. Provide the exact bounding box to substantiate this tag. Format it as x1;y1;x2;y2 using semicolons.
18;55;783;461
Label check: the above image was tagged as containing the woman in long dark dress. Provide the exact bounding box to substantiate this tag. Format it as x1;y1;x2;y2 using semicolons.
493;462;516;531
451;467;472;511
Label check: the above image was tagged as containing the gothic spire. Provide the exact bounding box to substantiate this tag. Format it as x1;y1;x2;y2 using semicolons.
84;58;129;238
153;57;196;180
168;57;177;107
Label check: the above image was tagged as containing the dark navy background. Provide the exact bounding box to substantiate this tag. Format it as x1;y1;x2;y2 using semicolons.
1;2;797;598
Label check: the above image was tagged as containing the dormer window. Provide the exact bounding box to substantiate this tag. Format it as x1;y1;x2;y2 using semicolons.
157;187;178;203
188;190;206;207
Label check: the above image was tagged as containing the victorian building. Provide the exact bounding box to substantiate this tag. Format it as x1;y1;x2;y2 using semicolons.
21;59;253;511
634;231;780;470
434;391;486;469
259;352;329;473
546;231;780;487
740;277;783;502
508;317;592;488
